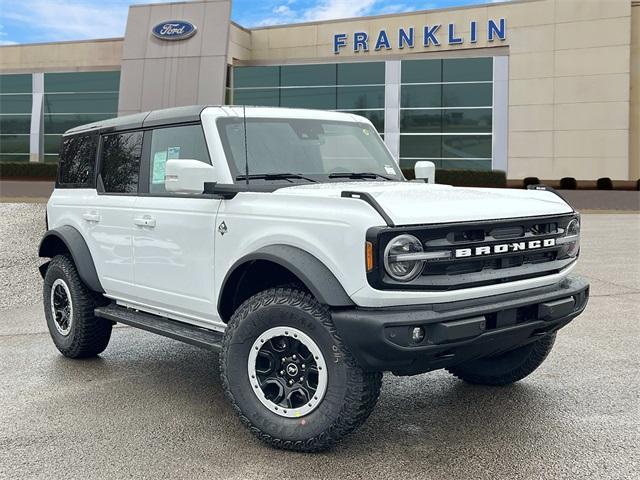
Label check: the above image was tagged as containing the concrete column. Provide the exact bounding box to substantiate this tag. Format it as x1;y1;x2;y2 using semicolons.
492;56;508;173
29;73;44;163
384;60;401;162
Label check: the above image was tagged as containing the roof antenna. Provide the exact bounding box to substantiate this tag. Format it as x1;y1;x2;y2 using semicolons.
243;104;249;186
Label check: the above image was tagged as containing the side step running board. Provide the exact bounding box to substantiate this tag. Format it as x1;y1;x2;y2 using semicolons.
95;304;224;351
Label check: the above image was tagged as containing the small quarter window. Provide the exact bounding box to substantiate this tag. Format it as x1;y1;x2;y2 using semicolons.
148;124;210;193
57;134;98;187
99;131;143;194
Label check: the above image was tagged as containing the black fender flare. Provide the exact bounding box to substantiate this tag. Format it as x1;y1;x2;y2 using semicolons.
38;225;104;293
219;245;354;312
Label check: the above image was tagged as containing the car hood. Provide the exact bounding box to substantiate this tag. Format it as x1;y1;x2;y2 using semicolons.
275;181;573;225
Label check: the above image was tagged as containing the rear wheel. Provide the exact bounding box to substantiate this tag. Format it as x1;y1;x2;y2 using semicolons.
43;255;112;358
221;287;382;452
446;334;556;386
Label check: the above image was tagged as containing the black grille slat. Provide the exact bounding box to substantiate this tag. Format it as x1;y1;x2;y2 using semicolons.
371;214;576;291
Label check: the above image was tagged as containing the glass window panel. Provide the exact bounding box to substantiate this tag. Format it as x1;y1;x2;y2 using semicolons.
0;74;32;94
44;71;120;93
443;109;492;133
44;135;63;154
280;64;336;87
337;86;384;109
217;118;399;180
443;83;492;107
100;131;143;194
341;110;385;132
58;134;98;186
443;58;493;82
0;115;31;134
400;84;441;108
0;95;32;114
44;154;60;163
337;62;384;85
44;113;114;135
0;153;30;162
280;87;336;109
439;159;492;170
234;66;280;88
0;135;30;153
442;135;492;159
401;59;442;84
44;93;118;114
149;124;211;193
400;135;441;158
233;88;280;106
400;110;442;133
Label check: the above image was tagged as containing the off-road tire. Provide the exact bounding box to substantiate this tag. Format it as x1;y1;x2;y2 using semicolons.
43;254;112;358
220;287;382;452
446;333;556;386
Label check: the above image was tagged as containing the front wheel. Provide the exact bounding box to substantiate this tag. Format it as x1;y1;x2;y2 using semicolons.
446;333;557;386
220;287;382;452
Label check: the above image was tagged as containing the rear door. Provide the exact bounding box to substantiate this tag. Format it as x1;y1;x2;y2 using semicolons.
86;130;143;300
130;123;222;327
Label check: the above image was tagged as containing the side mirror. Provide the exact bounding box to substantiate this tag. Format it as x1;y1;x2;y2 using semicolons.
164;159;217;194
414;161;435;184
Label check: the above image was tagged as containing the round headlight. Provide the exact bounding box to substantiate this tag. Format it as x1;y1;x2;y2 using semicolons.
384;234;424;282
566;218;580;236
564;217;580;257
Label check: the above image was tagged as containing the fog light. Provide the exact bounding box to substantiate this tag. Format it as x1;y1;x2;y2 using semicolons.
411;327;426;344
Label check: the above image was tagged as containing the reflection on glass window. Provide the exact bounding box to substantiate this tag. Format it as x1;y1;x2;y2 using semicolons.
231;63;385;133
100;131;142;194
399;57;494;171
149;124;210;194
43;71;120;163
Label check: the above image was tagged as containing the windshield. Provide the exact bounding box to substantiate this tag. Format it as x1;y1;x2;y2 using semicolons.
217;117;404;183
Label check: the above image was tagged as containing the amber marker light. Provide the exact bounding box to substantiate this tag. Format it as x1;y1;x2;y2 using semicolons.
366;241;374;272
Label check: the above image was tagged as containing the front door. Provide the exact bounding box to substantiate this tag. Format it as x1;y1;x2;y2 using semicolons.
130;124;222;327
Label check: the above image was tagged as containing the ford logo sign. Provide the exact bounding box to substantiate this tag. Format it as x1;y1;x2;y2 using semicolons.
152;20;197;41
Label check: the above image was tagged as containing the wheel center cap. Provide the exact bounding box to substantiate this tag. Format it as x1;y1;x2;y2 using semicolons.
286;363;299;377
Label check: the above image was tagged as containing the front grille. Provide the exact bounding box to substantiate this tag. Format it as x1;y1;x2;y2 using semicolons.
369;214;577;291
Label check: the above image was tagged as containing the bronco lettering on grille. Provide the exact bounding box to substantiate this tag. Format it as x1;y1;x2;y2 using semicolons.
455;238;556;258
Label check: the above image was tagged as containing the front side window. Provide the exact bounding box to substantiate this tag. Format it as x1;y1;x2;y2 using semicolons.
217;118;402;183
99;131;143;194
149;124;210;193
57;134;98;187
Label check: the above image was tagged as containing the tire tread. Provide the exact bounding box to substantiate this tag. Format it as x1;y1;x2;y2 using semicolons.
44;255;112;358
220;287;382;452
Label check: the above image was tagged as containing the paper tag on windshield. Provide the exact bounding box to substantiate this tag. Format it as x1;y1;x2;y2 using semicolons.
384;165;396;175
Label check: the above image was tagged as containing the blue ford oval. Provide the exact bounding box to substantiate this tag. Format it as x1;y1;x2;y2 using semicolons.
152;21;197;41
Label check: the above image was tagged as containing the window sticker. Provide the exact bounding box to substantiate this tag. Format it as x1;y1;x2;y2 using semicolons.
384;165;396;175
168;146;181;159
152;151;168;184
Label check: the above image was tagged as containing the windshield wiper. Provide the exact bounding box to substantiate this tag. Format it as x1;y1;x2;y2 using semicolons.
328;172;393;181
236;173;317;183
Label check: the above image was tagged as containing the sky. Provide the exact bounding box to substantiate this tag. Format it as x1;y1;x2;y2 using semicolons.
0;0;507;46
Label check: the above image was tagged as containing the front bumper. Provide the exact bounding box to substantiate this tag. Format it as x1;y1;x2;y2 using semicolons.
332;276;589;375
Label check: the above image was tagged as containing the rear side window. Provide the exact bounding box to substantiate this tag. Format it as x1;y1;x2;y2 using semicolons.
99;131;143;194
57;134;98;187
148;124;210;194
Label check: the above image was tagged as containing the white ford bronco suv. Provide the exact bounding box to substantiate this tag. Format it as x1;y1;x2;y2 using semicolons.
39;105;589;452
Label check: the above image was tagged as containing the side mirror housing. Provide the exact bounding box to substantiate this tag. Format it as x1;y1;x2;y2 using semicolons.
414;161;435;184
164;159;217;194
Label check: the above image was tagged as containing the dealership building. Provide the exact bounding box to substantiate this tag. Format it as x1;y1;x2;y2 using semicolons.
0;0;638;180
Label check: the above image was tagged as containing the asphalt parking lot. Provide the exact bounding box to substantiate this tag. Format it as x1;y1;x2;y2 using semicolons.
0;204;638;480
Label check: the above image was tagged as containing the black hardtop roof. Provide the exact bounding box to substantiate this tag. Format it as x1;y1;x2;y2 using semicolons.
63;105;211;136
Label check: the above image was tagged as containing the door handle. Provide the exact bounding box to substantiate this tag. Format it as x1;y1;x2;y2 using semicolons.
82;212;100;223
134;215;156;228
